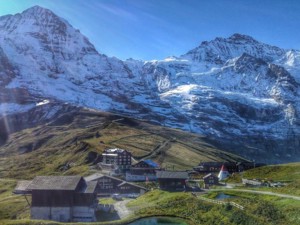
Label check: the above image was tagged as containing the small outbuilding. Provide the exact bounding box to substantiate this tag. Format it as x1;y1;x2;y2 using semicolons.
14;180;32;195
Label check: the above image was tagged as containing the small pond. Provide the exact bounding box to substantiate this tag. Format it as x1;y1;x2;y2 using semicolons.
128;217;188;225
215;193;235;200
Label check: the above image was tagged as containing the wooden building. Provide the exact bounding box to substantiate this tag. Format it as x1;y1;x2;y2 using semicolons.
16;176;98;222
156;171;189;191
126;159;159;182
85;174;124;195
117;182;147;195
84;173;147;196
100;148;132;174
203;173;219;188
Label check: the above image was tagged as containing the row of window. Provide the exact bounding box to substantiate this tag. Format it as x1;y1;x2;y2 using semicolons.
99;185;113;189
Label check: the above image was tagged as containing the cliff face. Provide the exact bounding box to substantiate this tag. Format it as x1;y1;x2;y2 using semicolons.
0;6;300;163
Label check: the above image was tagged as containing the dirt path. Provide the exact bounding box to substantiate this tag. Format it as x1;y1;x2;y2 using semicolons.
114;199;133;219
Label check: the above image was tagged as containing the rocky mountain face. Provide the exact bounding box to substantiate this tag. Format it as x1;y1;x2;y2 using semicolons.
0;6;300;163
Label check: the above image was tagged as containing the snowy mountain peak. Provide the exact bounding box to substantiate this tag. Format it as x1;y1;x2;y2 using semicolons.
0;5;67;34
228;33;258;42
183;33;285;64
22;5;54;16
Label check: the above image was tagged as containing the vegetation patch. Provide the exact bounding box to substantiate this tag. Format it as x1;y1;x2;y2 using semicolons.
127;190;284;225
227;162;300;196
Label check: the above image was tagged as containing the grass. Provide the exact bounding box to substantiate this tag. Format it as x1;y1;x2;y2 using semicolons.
98;198;117;205
207;190;300;225
127;189;295;225
0;180;30;220
227;162;300;196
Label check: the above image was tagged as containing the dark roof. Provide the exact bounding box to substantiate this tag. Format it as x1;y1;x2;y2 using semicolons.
27;176;82;191
117;181;147;190
203;173;217;179
14;180;32;194
84;173;104;182
84;173;124;183
85;181;97;193
156;171;188;179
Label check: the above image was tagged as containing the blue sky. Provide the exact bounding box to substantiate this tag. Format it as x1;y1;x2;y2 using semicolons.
0;0;299;60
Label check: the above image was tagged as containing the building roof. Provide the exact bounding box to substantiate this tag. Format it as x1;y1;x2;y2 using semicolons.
27;176;82;191
102;153;118;156
85;181;98;193
117;181;147;190
218;165;230;181
220;165;228;172
143;159;159;168
104;148;127;154
203;173;218;179
156;171;188;179
14;180;32;194
84;173;124;183
84;173;103;182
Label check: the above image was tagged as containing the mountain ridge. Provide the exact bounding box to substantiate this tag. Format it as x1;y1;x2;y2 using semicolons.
0;6;300;163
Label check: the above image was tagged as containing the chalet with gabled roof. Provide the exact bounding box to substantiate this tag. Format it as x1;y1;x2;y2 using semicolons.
85;173;124;195
117;181;147;195
156;171;189;191
126;159;159;182
14;176;97;222
84;173;147;196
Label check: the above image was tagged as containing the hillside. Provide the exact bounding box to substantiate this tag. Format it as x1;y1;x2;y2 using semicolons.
0;103;247;180
229;162;300;196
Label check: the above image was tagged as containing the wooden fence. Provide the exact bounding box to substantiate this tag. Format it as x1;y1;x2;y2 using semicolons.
197;195;244;210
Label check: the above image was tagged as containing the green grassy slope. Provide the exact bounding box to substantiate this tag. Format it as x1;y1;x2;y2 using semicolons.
229;162;300;196
127;190;293;225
